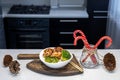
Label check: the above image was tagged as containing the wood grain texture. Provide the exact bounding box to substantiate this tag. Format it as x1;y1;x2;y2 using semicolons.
17;54;39;59
26;54;83;76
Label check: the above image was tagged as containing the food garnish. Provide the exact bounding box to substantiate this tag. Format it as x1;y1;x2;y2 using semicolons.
61;49;71;61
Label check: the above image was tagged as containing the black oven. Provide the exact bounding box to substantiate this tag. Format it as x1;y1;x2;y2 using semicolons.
4;18;49;49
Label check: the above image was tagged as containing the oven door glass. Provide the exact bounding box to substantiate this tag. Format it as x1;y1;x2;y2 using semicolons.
16;31;49;49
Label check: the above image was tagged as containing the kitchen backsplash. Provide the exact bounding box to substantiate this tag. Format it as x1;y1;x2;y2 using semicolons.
1;0;50;5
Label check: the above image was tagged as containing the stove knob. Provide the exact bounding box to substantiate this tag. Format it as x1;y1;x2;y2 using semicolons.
19;20;24;25
33;21;38;25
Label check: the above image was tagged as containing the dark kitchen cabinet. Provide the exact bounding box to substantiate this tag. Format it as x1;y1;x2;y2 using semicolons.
87;0;109;48
49;0;109;49
50;18;89;49
88;18;107;48
87;0;109;11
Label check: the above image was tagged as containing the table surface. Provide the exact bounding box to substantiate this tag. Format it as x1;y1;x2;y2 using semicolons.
0;49;120;80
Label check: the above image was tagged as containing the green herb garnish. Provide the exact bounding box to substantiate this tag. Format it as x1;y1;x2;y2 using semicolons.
61;49;71;61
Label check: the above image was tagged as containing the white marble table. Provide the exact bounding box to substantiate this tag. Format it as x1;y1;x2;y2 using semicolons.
0;49;120;80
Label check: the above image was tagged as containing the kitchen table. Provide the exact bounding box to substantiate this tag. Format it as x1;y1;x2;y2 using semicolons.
0;49;120;80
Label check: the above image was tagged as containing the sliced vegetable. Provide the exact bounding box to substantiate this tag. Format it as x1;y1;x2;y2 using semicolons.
45;56;59;63
61;49;71;61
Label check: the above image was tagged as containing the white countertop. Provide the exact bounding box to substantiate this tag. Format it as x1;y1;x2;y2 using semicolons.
0;49;120;80
2;5;89;18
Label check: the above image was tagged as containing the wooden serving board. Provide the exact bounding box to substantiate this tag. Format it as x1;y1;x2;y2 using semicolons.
26;55;83;76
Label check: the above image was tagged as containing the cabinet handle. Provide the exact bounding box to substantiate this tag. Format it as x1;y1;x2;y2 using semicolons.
60;43;74;46
93;10;108;13
19;41;43;43
93;16;108;18
60;32;73;34
59;20;78;22
15;28;46;31
19;34;42;38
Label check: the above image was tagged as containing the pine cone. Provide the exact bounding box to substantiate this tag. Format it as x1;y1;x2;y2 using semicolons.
3;55;13;67
103;53;116;71
9;60;20;74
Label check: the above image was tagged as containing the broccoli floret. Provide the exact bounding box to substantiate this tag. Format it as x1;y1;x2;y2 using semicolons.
61;49;71;61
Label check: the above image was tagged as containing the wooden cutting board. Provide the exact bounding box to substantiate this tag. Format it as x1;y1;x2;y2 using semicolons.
26;54;83;76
